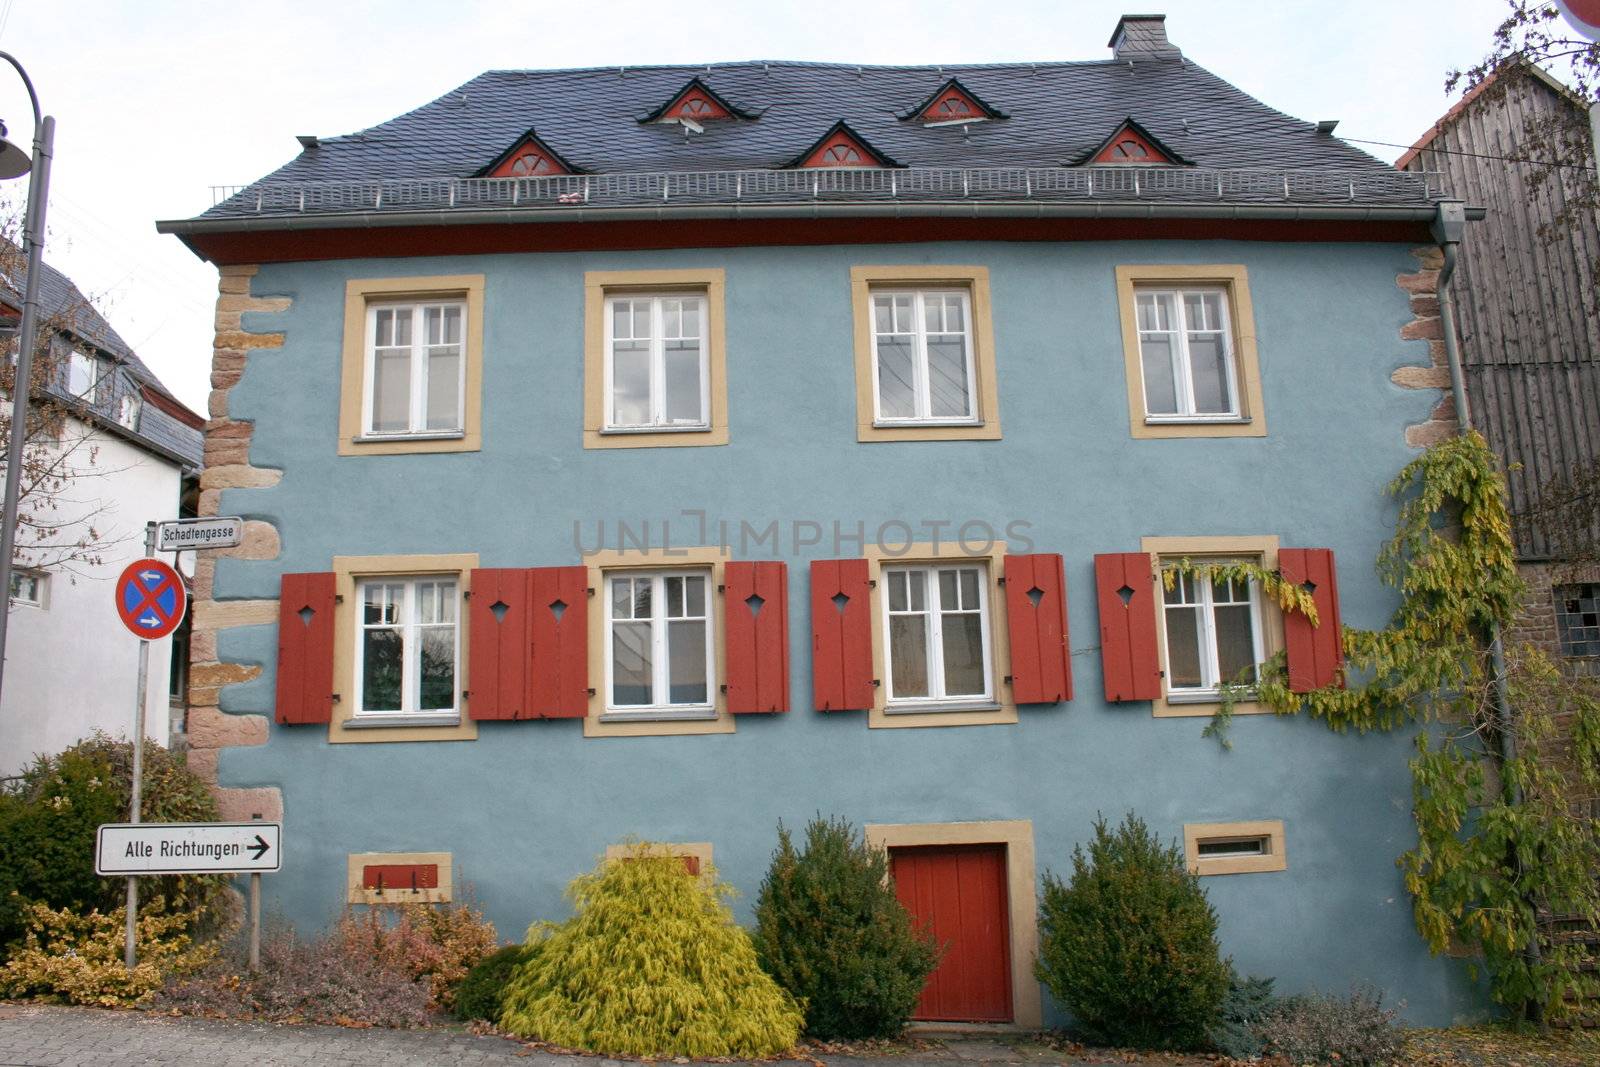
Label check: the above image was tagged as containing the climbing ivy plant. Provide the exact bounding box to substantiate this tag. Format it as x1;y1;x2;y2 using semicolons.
1188;431;1600;1023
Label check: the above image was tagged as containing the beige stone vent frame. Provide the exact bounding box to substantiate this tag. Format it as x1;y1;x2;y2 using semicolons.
1184;820;1287;876
347;851;453;904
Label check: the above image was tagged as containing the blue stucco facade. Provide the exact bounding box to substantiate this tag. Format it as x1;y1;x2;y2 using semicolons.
207;237;1480;1026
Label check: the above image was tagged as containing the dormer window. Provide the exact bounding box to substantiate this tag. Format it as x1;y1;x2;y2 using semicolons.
1076;118;1190;167
639;78;753;125
788;122;900;169
476;129;578;179
901;78;1007;127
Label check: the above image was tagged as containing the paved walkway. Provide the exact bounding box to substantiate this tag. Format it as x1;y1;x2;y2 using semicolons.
0;1005;1066;1067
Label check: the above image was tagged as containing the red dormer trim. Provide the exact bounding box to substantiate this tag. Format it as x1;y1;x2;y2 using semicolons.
1075;118;1191;166
640;77;755;123
787;121;902;169
141;384;205;430
476;129;580;178
901;78;1008;124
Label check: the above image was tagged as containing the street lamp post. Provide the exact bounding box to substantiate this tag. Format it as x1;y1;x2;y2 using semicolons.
0;53;55;709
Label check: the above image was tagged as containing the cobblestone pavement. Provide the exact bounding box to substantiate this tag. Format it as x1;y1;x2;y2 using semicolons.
0;1005;1062;1067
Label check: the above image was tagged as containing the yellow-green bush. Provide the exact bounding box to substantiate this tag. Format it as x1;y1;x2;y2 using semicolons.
0;899;215;1006
499;845;803;1056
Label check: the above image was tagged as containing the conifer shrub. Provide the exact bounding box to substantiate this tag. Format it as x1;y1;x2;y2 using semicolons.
0;900;214;1006
1035;813;1229;1051
752;816;939;1039
498;845;803;1057
453;943;534;1023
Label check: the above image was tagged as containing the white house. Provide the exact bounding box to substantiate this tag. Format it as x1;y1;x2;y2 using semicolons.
0;249;203;775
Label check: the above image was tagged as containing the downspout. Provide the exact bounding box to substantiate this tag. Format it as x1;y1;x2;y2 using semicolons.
1432;198;1542;1019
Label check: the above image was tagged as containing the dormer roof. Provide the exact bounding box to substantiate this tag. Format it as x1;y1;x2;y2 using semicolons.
476;128;582;178
1069;117;1192;166
638;77;756;123
786;121;903;169
899;78;1008;124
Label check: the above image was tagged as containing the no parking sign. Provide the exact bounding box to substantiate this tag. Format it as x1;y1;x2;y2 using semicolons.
114;558;185;641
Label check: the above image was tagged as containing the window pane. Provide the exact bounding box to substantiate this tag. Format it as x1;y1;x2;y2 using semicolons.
361;627;403;712
611;621;652;705
372;351;411;432
391;308;413;346
426;349;460;430
611;577;634;619
959;568;979;608
418;627;456;711
1187;333;1233;414
611;340;651;426
667;619;708;704
908;570;926;611
1214;604;1258;684
941;612;986;696
441;306;462;345
684;576;705;617
612;302;634;338
938;569;957;606
1136;293;1168;331
889;616;929;698
375;309;395;347
1163;572;1195;606
927;336;972;418
888;570;908;612
663;339;703;423
1140;335;1179;415
1165;606;1204;688
876;336;916;419
873;296;894;333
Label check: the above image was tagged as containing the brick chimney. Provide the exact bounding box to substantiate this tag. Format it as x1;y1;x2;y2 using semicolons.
1108;14;1181;60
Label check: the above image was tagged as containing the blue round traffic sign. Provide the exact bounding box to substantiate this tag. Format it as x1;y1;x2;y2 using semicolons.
115;559;186;641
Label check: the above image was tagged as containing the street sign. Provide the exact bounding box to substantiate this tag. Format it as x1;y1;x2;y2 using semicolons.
96;822;282;875
114;558;185;641
157;516;244;552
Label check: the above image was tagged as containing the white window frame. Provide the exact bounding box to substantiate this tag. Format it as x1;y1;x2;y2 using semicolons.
881;562;994;709
9;568;46;609
603;568;716;720
869;288;980;427
118;391;142;431
360;300;467;439
602;293;711;432
1160;560;1266;702
65;350;97;400
1135;286;1243;422
351;576;461;722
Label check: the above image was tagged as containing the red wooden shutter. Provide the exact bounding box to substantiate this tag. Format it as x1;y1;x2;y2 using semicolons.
1003;553;1072;704
724;560;790;713
810;558;875;711
1094;553;1162;702
468;568;532;720
1279;548;1344;693
275;572;336;725
468;566;588;720
529;565;589;718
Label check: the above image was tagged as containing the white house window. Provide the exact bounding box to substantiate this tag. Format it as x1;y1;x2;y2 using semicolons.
9;569;46;608
118;391;142;431
604;294;708;430
355;577;459;717
1162;565;1263;697
882;563;992;706
606;570;714;715
364;302;465;436
1135;288;1241;420
871;290;978;424
65;350;98;400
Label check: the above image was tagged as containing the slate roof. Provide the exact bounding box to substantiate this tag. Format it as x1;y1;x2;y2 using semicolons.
196;54;1438;222
0;246;203;467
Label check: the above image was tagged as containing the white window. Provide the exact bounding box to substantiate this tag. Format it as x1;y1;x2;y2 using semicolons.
882;563;992;707
363;302;465;437
1161;564;1264;698
871;289;978;424
65;350;98;400
1135;288;1240;420
9;569;46;608
605;570;714;716
604;294;708;430
354;577;459;718
118;392;142;431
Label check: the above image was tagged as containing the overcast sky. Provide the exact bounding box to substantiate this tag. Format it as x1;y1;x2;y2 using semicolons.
0;0;1521;411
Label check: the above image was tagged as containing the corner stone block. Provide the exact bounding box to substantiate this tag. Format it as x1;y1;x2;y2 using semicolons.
215;787;283;824
186;706;269;750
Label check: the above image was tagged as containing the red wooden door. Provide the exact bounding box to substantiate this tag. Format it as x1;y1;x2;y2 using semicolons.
890;844;1013;1022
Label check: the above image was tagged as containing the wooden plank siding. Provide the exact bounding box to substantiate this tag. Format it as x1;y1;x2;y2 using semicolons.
1401;71;1600;559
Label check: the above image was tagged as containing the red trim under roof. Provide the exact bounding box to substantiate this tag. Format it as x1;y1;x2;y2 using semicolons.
1396;60;1584;170
141;384;204;429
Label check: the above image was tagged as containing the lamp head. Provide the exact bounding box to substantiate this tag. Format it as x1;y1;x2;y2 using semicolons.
0;120;31;180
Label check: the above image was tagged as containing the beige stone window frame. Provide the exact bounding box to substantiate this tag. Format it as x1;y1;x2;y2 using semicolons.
1142;535;1281;719
603;841;715;885
864;820;1041;1027
584;545;735;738
851;266;1001;442
584;269;729;449
1184;820;1287;876
329;553;480;744
347;851;453;904
1115;264;1266;440
338;275;485;456
864;541;1016;729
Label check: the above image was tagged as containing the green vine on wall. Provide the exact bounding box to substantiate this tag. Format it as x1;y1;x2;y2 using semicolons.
1188;432;1600;1022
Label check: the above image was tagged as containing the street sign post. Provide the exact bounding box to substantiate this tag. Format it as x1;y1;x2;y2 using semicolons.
96;822;282;875
113;558;185;641
156;516;244;553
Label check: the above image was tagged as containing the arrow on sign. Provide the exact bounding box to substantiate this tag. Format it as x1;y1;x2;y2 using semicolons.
248;835;270;861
